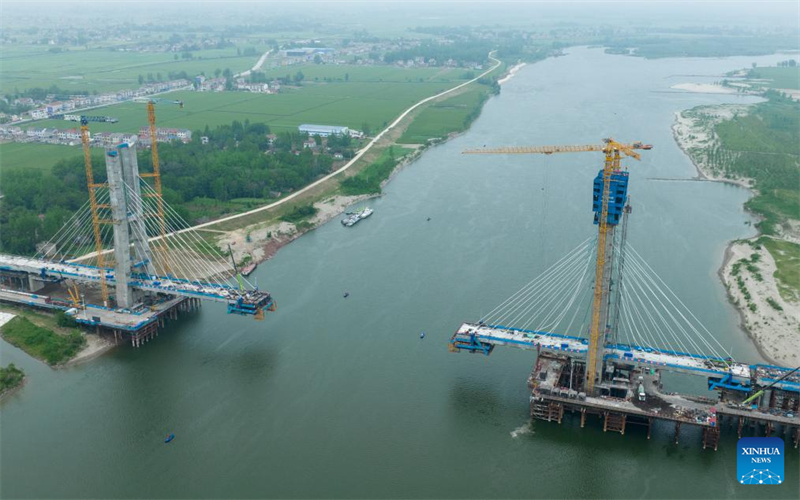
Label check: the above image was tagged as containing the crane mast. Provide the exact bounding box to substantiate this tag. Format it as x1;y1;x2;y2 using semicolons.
80;118;109;306
463;139;651;394
141;101;172;274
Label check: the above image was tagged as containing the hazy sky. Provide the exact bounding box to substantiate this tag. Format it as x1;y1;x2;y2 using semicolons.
2;1;799;31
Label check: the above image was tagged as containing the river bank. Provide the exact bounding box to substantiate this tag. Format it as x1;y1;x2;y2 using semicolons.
0;307;115;369
673;103;800;366
214;57;517;268
219;146;427;266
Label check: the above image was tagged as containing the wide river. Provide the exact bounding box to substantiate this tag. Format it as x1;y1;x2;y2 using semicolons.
1;47;797;499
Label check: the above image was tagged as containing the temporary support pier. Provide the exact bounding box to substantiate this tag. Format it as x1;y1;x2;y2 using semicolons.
526;352;799;451
0;282;203;348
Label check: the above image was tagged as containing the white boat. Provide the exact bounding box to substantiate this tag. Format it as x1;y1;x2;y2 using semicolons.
341;208;373;227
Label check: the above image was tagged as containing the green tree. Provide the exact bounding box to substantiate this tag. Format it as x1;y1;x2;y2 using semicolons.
2;208;41;254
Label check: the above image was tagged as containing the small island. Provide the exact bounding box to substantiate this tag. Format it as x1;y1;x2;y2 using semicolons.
0;363;25;398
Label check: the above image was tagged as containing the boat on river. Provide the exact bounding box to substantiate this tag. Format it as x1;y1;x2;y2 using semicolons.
341;207;374;227
241;262;257;277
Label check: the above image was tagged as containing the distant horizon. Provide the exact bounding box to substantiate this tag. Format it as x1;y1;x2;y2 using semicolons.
2;1;799;31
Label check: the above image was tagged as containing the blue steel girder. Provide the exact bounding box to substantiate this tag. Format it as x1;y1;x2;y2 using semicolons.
450;322;800;393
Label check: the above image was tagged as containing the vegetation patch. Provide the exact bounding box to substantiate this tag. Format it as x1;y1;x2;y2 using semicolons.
398;84;493;144
745;64;800;90
0;316;85;365
340;146;411;196
711;93;800;236
0;363;25;395
604;34;798;59
760;237;800;303
280;203;318;223
0;143;82;173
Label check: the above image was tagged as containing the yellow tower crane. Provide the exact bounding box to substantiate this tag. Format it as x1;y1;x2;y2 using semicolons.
139;99;183;275
79;117;110;306
463;139;652;394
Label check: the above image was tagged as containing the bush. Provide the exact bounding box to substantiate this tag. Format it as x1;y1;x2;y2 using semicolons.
56;311;77;327
280;204;318;223
0;363;25;393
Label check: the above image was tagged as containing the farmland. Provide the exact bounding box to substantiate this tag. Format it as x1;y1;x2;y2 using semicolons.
0;44;266;95
398;84;492;144
0;142;82;172
26;65;470;137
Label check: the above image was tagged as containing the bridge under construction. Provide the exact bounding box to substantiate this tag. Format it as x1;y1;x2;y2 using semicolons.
449;139;799;450
0;108;273;346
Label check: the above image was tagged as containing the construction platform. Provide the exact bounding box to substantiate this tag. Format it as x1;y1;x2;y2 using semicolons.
528;352;799;450
0;280;201;347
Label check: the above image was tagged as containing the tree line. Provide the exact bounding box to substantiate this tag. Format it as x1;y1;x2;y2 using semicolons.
0;120;355;255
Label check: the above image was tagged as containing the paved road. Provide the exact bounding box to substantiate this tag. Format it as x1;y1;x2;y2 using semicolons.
185;54;501;232
234;49;273;78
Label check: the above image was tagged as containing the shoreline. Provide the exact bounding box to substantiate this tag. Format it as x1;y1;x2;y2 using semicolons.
3;56;511;369
221;59;517;268
498;62;525;84
222;146;429;267
672;104;800;366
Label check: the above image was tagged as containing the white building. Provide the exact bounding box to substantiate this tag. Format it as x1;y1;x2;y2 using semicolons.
298;124;349;137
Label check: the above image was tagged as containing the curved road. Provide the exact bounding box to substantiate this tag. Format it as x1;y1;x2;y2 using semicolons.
189;53;501;232
72;54;501;261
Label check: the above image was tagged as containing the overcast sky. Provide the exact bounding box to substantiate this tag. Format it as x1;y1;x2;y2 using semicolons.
2;1;799;30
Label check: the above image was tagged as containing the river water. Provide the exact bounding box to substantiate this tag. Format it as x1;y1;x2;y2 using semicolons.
1;47;797;499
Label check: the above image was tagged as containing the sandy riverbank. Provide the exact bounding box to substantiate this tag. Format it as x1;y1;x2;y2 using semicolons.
218;148;427;266
672;104;753;188
673;104;800;365
720;241;800;366
68;332;116;366
670;82;737;94
498;62;526;85
218;193;378;266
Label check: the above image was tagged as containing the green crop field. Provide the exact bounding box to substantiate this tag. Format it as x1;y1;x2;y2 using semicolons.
0;44;267;95
398;85;491;144
255;64;468;84
0;142;83;173
27;69;470;136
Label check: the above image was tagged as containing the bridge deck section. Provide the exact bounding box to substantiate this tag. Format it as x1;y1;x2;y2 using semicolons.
452;322;799;393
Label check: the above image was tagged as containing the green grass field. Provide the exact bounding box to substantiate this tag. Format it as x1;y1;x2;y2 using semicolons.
27;68;469;137
0;315;85;366
0;142;83;172
759;237;800;302
747;66;800;90
398;85;490;144
0;44;267;95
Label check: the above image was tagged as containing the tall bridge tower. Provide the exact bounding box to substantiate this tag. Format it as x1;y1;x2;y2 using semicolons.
104;142;156;308
587;155;629;393
461;139;649;394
